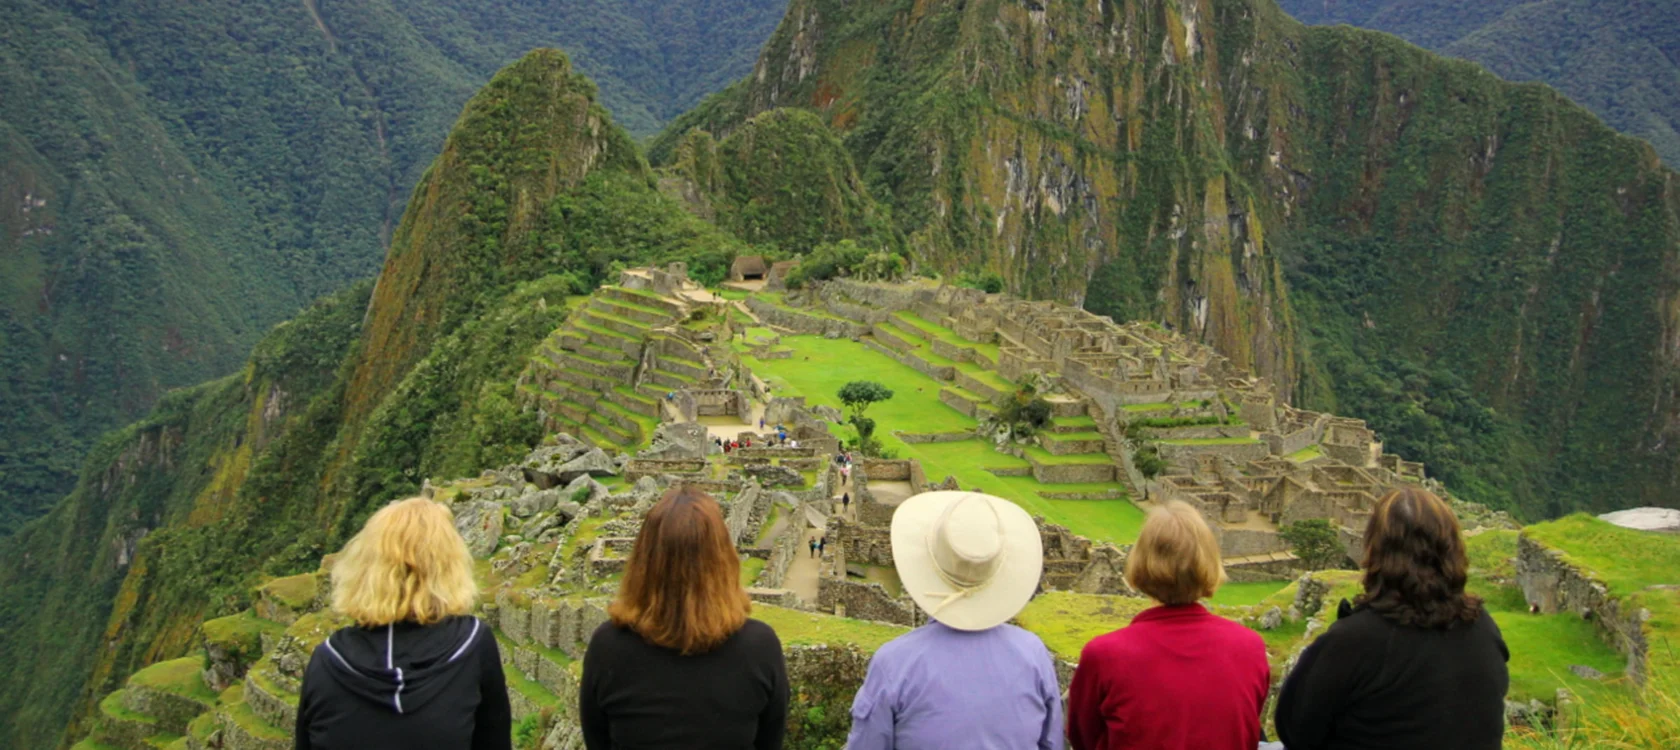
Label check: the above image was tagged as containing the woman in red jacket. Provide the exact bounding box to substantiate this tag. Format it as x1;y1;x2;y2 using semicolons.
1066;500;1270;750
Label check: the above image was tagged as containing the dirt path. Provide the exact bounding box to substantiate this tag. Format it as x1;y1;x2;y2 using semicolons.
782;526;825;603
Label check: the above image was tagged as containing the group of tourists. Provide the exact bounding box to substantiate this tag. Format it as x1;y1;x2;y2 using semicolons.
717;436;752;454
808;534;828;558
294;482;1508;750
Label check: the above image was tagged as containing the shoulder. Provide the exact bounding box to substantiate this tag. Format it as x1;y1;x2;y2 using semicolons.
993;624;1054;657
1315;607;1394;650
736;618;783;650
1077;626;1133;663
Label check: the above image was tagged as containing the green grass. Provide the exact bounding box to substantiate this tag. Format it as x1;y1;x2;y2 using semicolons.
756;506;781;546
201;610;284;652
1015;591;1160;661
744;334;1143;543
503;664;562;710
1286;446;1323;462
128;656;218;705
1493;611;1630;703
1158;437;1261;446
1043;430;1105;442
753;604;908;651
1207;581;1290;607
70;740;119;750
99;691;156;725
717;289;751;301
1021;445;1114;466
1122;402;1178;412
1524;514;1680;594
225;698;287;739
953;361;1014;393
891;311;1001;363
257;573;317;609
741;557;767;586
1055;415;1098;429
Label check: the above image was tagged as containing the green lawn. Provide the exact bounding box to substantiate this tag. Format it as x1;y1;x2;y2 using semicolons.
1208;581;1290;607
1493;610;1630;703
892;311;1002;363
716;288;751;301
128;657;218;705
1524;514;1680;594
1286;446;1323;462
745;334;1144;543
741;557;767;587
1022;445;1113;466
754;604;908;650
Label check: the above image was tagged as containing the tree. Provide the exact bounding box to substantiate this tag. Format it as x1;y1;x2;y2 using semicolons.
838;381;894;420
1132;444;1168;499
1281;519;1344;571
837;380;894;456
995;385;1052;439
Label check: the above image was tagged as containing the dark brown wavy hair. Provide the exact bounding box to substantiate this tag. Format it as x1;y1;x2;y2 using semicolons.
609;486;750;654
1355;487;1482;629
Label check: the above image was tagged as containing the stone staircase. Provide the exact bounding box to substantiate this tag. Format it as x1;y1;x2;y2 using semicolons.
519;286;711;452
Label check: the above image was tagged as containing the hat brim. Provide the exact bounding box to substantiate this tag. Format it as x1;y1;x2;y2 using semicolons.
891;491;1044;631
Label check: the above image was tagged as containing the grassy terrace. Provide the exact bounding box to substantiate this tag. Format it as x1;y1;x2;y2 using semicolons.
892;310;1001;364
1286;445;1323;462
755;604;907;651
1021;445;1112;466
743;333;1145;543
1524;514;1680;593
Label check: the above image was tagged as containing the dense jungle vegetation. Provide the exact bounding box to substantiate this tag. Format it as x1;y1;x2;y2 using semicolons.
0;0;787;537
1275;0;1680;168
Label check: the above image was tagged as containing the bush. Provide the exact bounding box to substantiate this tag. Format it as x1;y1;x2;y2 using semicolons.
957;271;1006;293
1280;519;1345;570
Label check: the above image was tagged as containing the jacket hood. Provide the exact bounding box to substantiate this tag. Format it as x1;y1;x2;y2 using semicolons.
316;615;484;715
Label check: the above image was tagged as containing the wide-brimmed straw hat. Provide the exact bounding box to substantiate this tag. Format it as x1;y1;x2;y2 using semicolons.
891;491;1044;631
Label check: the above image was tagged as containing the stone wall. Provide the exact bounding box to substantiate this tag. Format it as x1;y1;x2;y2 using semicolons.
832;515;894;567
1217;527;1288;558
896;430;976;444
1516;535;1651;683
1156;440;1270;465
1321;442;1368;468
859;459;912;481
745;297;870;338
760;513;806;589
623;458;706;481
817;576;921;626
1030;460;1116;484
725;483;771;546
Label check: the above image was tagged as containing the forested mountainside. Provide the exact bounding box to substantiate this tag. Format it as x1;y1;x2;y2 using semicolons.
1275;0;1680;169
0;50;773;749
0;0;785;536
653;0;1680;523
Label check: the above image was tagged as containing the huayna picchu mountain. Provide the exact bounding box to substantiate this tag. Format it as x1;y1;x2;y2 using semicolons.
5;0;1680;746
653;0;1680;521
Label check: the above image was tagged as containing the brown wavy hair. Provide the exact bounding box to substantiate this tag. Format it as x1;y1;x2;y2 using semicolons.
609;486;750;654
1355;487;1482;629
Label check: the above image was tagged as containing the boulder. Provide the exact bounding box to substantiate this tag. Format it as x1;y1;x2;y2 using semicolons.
521;436;594;488
564;474;611;505
814;405;845;425
510;489;562;518
555;448;619;483
1598;507;1680;533
639;422;711;461
1258;606;1284;630
632;475;663;499
454;500;505;558
1568;664;1605;680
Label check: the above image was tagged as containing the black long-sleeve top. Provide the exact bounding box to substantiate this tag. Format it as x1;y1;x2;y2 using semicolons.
1276;605;1510;750
580;618;789;750
294;616;511;750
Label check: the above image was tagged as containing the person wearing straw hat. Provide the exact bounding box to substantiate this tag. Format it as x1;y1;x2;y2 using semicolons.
845;491;1062;750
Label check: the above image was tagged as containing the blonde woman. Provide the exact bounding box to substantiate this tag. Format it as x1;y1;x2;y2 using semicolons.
295;497;509;750
1066;501;1269;750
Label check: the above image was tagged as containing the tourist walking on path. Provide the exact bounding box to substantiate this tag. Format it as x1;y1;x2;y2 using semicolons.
842;492;850;513
1067;500;1268;750
809;537;819;558
295;497;510;750
1275;488;1509;750
847;491;1062;750
817;536;826;555
580;486;788;750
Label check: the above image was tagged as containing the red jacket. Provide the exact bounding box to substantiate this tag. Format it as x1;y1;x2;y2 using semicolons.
1067;603;1271;750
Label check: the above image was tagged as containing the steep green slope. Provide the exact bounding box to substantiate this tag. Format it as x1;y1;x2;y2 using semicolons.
0;51;744;749
0;0;303;531
1275;0;1680;168
0;0;786;535
664;108;893;250
654;0;1680;520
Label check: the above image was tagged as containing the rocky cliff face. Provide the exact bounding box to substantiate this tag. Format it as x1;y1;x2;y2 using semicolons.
655;0;1680;518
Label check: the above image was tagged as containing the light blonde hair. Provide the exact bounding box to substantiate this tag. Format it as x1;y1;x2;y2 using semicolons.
609;486;750;654
331;497;479;627
1124;500;1226;605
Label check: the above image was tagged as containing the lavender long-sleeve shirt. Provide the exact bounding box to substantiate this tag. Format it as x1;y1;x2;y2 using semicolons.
846;621;1064;750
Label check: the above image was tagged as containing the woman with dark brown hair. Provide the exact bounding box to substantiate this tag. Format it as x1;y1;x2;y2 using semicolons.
580;486;788;750
1276;487;1509;750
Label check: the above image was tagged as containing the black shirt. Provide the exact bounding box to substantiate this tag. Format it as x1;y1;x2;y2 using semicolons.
295;617;511;750
1276;605;1510;750
580;619;789;750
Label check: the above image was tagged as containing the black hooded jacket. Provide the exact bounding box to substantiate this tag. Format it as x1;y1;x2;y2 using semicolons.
295;616;511;750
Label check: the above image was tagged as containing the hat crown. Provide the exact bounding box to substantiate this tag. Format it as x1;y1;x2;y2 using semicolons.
930;497;1004;588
